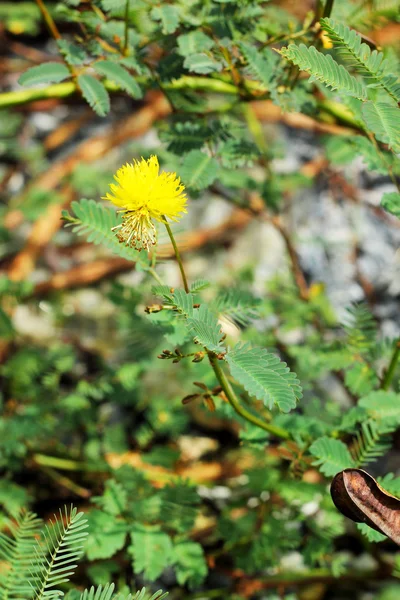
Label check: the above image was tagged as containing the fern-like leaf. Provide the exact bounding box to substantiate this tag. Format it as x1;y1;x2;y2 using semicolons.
172;290;225;353
280;44;367;100
133;590;168;600
0;511;42;600
190;279;210;292
80;584;167;600
187;304;225;353
309;436;356;476
214;289;260;327
180;150;219;190
357;522;386;543
31;506;88;600
321;18;400;102
77;74;110;117
63;199;149;268
239;42;277;88
381;191;400;218
93;61;142;99
151;5;180;35
81;584;117;600
358;390;400;420
151;285;174;302
362;101;400;152
225;343;302;412
343;303;377;357
351;419;394;466
18;63;70;86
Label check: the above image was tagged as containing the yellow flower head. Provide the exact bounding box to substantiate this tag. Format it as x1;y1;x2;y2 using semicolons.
104;155;187;251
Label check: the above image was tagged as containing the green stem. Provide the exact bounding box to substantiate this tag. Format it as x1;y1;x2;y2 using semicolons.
0;74;361;135
323;0;335;17
319;99;363;129
41;466;91;498
164;222;290;440
33;453;105;471
123;0;130;55
381;339;400;390
0;82;77;109
209;354;290;440
163;220;190;293
148;267;164;286
0;77;238;109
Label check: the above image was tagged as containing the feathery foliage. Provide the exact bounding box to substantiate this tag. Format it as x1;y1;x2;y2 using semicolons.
77;75;110;117
18;62;70;86
214;289;261;326
239;42;277;89
62;199;149;267
309;437;356;476
361;102;400;152
279;44;367;100
81;584;167;600
93;61;142;99
343;304;377;357
226;343;302;412
32;507;88;600
3;0;400;597
169;289;226;353
180;150;219;190
321;18;400;102
352;419;394;466
0;511;42;600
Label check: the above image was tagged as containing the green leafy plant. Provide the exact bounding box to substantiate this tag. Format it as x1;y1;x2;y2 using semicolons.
1;0;400;597
0;509;167;600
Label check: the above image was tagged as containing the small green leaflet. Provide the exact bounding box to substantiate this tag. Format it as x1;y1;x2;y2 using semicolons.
129;525;172;581
57;40;87;65
362;102;400;152
309;436;356;476
19;62;70;86
77;74;110;117
0;307;14;340
381;191;400;219
177;31;214;57
280;43;367;101
357;522;386;543
180;150;219;190
172;541;207;589
239;42;276;88
94;60;142;99
358;390;400;420
85;510;127;560
151;5;180;34
171;289;225;353
101;0;127;11
183;53;223;75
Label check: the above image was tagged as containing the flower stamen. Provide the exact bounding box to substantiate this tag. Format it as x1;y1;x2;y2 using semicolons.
112;209;157;251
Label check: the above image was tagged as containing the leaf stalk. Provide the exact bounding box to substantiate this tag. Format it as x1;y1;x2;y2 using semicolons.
381;339;400;390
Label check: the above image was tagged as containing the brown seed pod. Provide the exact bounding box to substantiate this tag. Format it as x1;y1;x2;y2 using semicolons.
331;468;400;545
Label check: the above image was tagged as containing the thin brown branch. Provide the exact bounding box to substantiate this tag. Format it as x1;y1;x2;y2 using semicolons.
270;215;310;301
35;0;61;40
43;110;94;151
252;101;355;136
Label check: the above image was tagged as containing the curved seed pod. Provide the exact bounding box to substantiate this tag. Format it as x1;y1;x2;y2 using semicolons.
331;468;400;545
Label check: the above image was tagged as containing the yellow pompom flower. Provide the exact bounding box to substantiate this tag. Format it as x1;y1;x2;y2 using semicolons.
104;155;187;251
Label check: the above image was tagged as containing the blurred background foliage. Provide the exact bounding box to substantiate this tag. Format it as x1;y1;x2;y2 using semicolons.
1;0;400;598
